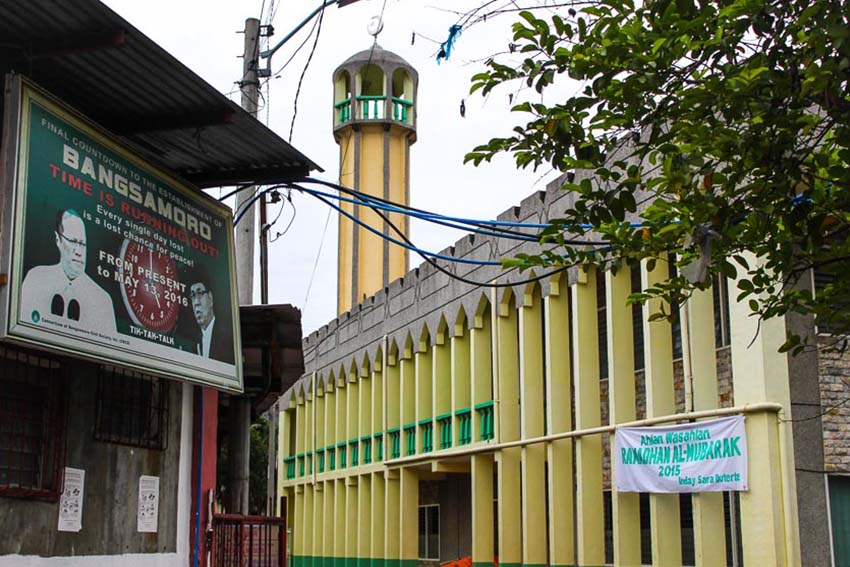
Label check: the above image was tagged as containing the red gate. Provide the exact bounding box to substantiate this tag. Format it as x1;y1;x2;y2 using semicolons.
210;513;287;567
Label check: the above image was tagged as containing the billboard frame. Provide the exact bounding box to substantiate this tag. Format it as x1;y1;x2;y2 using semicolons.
0;74;243;393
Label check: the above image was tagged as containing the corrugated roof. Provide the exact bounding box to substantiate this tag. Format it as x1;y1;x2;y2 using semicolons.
0;0;321;188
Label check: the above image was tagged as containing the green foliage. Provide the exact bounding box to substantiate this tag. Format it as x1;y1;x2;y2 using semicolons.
467;0;850;352
249;417;270;515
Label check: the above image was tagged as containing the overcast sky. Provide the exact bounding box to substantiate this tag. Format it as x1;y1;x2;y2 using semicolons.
103;0;561;334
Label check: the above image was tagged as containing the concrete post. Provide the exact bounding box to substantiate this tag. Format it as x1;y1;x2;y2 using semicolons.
227;16;261;516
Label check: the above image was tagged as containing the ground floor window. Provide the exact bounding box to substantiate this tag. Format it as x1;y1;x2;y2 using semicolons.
0;345;67;500
419;504;440;560
830;475;850;566
94;366;169;450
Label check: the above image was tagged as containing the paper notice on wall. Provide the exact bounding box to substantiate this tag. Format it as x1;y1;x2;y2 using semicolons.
138;475;160;533
57;467;85;532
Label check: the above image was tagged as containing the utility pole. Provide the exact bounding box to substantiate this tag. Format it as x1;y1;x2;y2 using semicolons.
229;16;261;516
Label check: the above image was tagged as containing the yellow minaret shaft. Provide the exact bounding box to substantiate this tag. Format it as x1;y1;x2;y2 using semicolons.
333;45;417;314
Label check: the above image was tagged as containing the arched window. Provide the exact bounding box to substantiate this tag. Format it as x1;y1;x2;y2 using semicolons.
392;68;414;124
357;64;385;119
334;71;352;125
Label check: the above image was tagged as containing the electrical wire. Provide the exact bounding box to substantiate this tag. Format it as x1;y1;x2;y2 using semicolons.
293;183;579;287
228;178;616;245
289;0;327;142
303;206;333;307
303;177;633;233
309;185;573;288
293;184;545;242
301;188;503;266
270;197;298;243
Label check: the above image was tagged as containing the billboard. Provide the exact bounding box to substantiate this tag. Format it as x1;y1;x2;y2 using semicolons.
0;77;242;392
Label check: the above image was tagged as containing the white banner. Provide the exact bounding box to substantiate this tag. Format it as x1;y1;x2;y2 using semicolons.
614;415;748;493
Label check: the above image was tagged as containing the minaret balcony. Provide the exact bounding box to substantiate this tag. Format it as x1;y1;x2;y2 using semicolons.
391;97;413;124
356;95;386;119
334;97;352;124
334;96;415;126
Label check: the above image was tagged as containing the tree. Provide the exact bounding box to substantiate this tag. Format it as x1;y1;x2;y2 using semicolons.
465;0;850;351
249;418;270;515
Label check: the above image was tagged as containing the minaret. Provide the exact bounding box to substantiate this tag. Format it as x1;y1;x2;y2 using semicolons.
333;45;418;314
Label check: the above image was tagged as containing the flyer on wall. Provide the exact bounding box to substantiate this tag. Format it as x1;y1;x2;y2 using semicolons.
0;77;242;391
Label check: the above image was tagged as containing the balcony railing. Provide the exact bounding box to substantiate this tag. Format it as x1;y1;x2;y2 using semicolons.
334;98;351;124
375;433;384;461
437;414;452;450
456;408;472;446
335;96;413;125
284;456;295;480
392;97;413;123
361;435;372;465
357;95;385;119
420;419;434;453
476;401;495;441
388;428;401;459
404;423;416;456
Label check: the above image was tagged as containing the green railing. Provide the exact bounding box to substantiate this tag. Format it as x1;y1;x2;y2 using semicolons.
356;95;386;119
389;428;401;459
456;408;473;446
404;423;416;456
328;446;336;471
476;400;495;441
334;98;351;124
297;454;305;477
317;450;325;473
420;419;434;453
437;413;453;450
338;443;347;469
350;440;359;467
284;456;296;480
392;97;413;123
362;436;373;465
375;433;384;461
308;454;313;475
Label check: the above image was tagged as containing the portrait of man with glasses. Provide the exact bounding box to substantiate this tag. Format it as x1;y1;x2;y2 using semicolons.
187;265;234;364
19;208;117;334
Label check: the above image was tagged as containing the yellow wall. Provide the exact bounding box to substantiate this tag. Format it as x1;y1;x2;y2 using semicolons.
281;265;801;567
336;123;411;314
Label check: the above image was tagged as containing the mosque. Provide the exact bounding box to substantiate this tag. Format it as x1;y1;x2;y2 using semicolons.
276;45;849;567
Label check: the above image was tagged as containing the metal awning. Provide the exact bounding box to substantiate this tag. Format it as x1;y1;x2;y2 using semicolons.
240;304;305;415
0;0;321;189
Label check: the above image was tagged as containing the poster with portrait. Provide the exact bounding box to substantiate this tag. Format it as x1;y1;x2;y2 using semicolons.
0;77;242;392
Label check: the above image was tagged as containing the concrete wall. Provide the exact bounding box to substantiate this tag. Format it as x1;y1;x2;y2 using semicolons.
0;363;193;566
